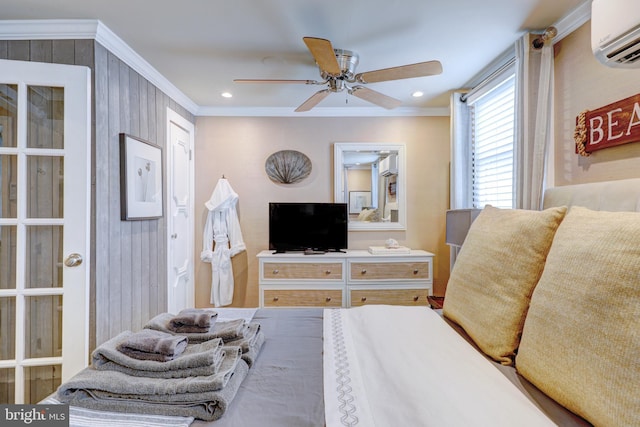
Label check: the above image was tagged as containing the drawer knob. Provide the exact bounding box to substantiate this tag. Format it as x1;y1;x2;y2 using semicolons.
361;297;367;302
273;296;279;301
325;270;331;275
361;269;367;275
326;297;332;302
273;269;279;274
413;296;419;302
413;269;419;275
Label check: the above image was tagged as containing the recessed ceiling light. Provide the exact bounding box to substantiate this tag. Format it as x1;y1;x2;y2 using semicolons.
221;92;233;98
412;91;424;98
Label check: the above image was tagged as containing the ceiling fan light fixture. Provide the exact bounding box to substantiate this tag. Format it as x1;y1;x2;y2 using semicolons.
236;36;442;112
323;49;358;79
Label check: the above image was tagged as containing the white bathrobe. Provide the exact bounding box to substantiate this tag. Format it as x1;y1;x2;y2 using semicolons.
201;178;246;307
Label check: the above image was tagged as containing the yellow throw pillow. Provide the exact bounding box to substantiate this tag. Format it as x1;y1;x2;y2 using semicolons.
516;206;640;427
443;205;567;365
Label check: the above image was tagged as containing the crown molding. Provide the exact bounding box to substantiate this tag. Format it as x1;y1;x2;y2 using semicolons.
0;19;199;115
196;106;450;117
554;0;591;42
0;19;100;39
93;21;199;114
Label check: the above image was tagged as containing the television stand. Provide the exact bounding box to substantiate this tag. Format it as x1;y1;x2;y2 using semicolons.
257;249;434;308
304;249;326;255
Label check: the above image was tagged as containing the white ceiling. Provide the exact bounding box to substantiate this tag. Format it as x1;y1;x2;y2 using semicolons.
0;0;589;115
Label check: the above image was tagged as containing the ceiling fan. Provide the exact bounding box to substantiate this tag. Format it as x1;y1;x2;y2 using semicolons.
234;37;443;112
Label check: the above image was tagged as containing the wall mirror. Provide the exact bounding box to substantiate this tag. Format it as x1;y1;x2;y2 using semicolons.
334;142;406;231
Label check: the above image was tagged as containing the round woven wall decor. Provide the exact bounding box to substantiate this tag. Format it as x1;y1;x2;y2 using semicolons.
265;150;312;184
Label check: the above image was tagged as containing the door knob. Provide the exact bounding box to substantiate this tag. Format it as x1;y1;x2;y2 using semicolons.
64;253;83;267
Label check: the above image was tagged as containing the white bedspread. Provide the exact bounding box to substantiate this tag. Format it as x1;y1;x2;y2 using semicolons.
323;305;556;427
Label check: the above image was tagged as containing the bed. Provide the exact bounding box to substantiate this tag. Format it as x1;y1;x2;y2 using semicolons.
51;178;640;427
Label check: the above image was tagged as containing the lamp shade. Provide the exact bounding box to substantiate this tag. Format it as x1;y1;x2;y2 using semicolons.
445;209;482;247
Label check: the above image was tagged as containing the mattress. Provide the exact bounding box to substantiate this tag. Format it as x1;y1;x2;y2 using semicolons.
203;307;588;427
192;308;325;427
50;307;589;426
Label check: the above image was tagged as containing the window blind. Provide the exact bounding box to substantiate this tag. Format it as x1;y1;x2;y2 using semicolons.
469;73;515;209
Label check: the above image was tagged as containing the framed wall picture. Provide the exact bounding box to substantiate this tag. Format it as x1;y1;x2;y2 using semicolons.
119;133;163;220
349;191;372;214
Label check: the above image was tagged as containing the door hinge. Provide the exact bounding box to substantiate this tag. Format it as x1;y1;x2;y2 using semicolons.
189;149;192;160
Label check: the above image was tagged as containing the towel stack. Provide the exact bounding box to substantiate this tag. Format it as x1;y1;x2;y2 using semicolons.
56;309;264;421
145;311;265;367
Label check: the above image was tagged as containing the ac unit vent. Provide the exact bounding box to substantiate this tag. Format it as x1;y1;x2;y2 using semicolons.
606;38;640;64
379;155;398;177
591;0;640;68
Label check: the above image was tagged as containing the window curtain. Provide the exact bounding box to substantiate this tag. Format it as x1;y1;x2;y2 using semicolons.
342;166;349;213
449;91;472;210
514;32;555;210
448;91;471;270
370;162;378;209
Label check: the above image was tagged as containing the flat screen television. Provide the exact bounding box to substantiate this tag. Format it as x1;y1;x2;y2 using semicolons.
269;202;348;253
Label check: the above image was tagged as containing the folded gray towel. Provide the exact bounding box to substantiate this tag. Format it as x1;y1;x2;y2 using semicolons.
145;313;247;343
56;359;249;421
92;332;225;378
235;331;265;368
212;319;248;341
116;329;188;362
169;308;218;333
224;322;261;353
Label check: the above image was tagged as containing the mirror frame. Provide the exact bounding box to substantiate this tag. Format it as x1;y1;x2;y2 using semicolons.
333;142;406;231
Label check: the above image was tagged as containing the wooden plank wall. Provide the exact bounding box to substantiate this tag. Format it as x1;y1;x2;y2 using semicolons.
0;39;196;352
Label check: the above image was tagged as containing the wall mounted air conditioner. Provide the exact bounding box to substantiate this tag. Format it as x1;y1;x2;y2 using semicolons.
592;0;640;68
379;154;397;176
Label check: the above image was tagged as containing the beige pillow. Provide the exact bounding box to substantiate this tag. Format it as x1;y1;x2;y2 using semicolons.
357;208;380;222
357;208;373;221
442;205;567;365
517;207;640;427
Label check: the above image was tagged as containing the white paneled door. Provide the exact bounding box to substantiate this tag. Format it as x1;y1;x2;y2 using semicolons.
166;108;194;314
0;59;90;404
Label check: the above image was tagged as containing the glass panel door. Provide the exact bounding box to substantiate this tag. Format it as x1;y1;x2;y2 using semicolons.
0;59;90;404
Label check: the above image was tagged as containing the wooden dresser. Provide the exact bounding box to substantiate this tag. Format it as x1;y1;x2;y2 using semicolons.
257;249;434;308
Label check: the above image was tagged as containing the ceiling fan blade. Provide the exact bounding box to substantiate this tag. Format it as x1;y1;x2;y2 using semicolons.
355;60;443;83
349;86;402;109
295;89;331;112
303;37;342;76
234;79;319;84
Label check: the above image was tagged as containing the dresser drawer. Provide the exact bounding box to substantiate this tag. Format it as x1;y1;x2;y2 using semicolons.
262;262;343;280
349;261;430;281
263;289;343;307
350;289;430;306
257;249;434;308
